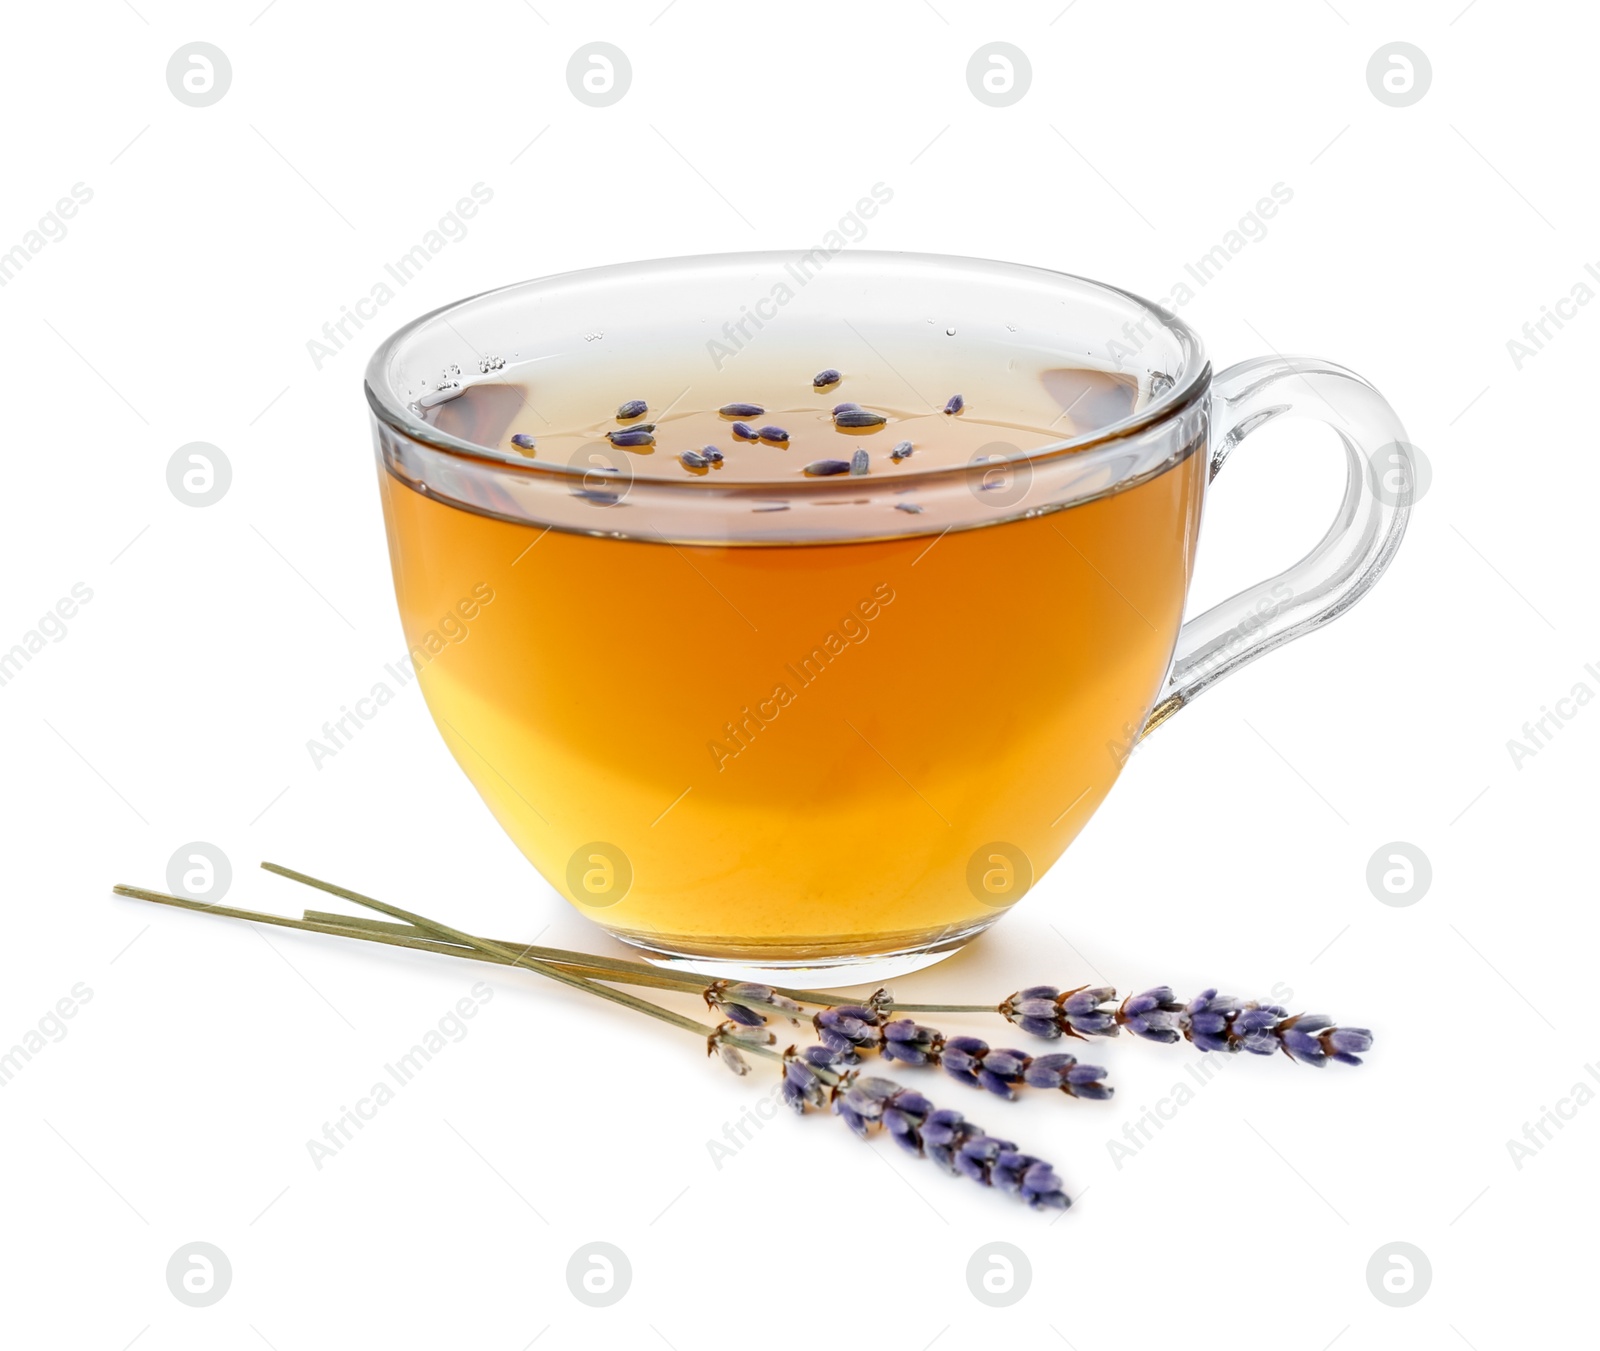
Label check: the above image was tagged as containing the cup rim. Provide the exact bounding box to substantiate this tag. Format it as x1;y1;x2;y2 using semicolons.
363;249;1211;488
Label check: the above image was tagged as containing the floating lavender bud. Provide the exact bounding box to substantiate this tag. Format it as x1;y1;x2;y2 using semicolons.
890;441;914;461
850;448;870;476
510;433;537;450
607;429;655;447
758;425;789;443
616;399;648;419
700;445;724;464
943;393;965;415
731;421;760;441
813;368;841;388
719;402;764;418
804;459;852;477
834;409;886;429
680;449;708;470
832;401;862;415
894;503;923;514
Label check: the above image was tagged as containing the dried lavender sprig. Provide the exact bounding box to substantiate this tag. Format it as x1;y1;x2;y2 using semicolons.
785;1050;1070;1211
118;873;1077;1210
277;913;1367;1069
999;984;1373;1067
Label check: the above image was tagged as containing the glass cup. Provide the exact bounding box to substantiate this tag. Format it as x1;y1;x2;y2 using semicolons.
365;251;1413;984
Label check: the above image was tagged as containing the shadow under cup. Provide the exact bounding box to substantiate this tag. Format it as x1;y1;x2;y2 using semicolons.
366;252;1404;983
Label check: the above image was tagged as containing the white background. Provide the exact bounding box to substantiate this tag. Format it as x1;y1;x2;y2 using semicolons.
1;1;1593;1346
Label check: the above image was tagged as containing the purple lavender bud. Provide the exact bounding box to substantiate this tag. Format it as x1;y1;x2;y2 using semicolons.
890;440;914;461
719;402;764;418
940;1035;986;1088
832;401;862;415
681;450;708;470
607;429;654;447
881;1018;942;1067
714;1041;750;1075
834;409;886;428
865;987;896;1021
814;1005;882;1053
943;393;965;415
731;421;759;440
804;459;852;476
510;433;537;450
955;1134;1015;1185
850;448;870;475
701;445;725;464
836;1102;869;1137
721;1001;766;1027
813;368;842;388
757;425;789;443
1021;1054;1076;1090
1019;1161;1070;1211
1059;985;1119;1037
616;399;649;419
1327;1027;1373;1067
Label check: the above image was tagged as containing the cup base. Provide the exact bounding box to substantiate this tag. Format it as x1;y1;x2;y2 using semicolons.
610;918;995;989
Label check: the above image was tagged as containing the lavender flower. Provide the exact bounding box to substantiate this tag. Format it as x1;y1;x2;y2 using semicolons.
943;393;965;414
781;1044;855;1112
709;1021;773;1075
607;429;654;447
814;1003;882;1053
941;1036;1110;1101
817;1067;1070;1211
850;448;870;475
731;421;760;440
680;450;709;469
832;401;862;415
757;425;790;443
616;399;649;419
890;440;914;461
510;433;536;450
813;368;841;388
719;402;764;417
1000;983;1371;1066
1000;984;1119;1039
804;459;852;477
705;980;802;1026
881;1017;942;1066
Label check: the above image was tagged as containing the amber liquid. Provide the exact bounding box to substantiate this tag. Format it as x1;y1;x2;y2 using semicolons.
379;410;1205;962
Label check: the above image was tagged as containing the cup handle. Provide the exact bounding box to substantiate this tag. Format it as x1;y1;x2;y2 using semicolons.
1141;355;1414;736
